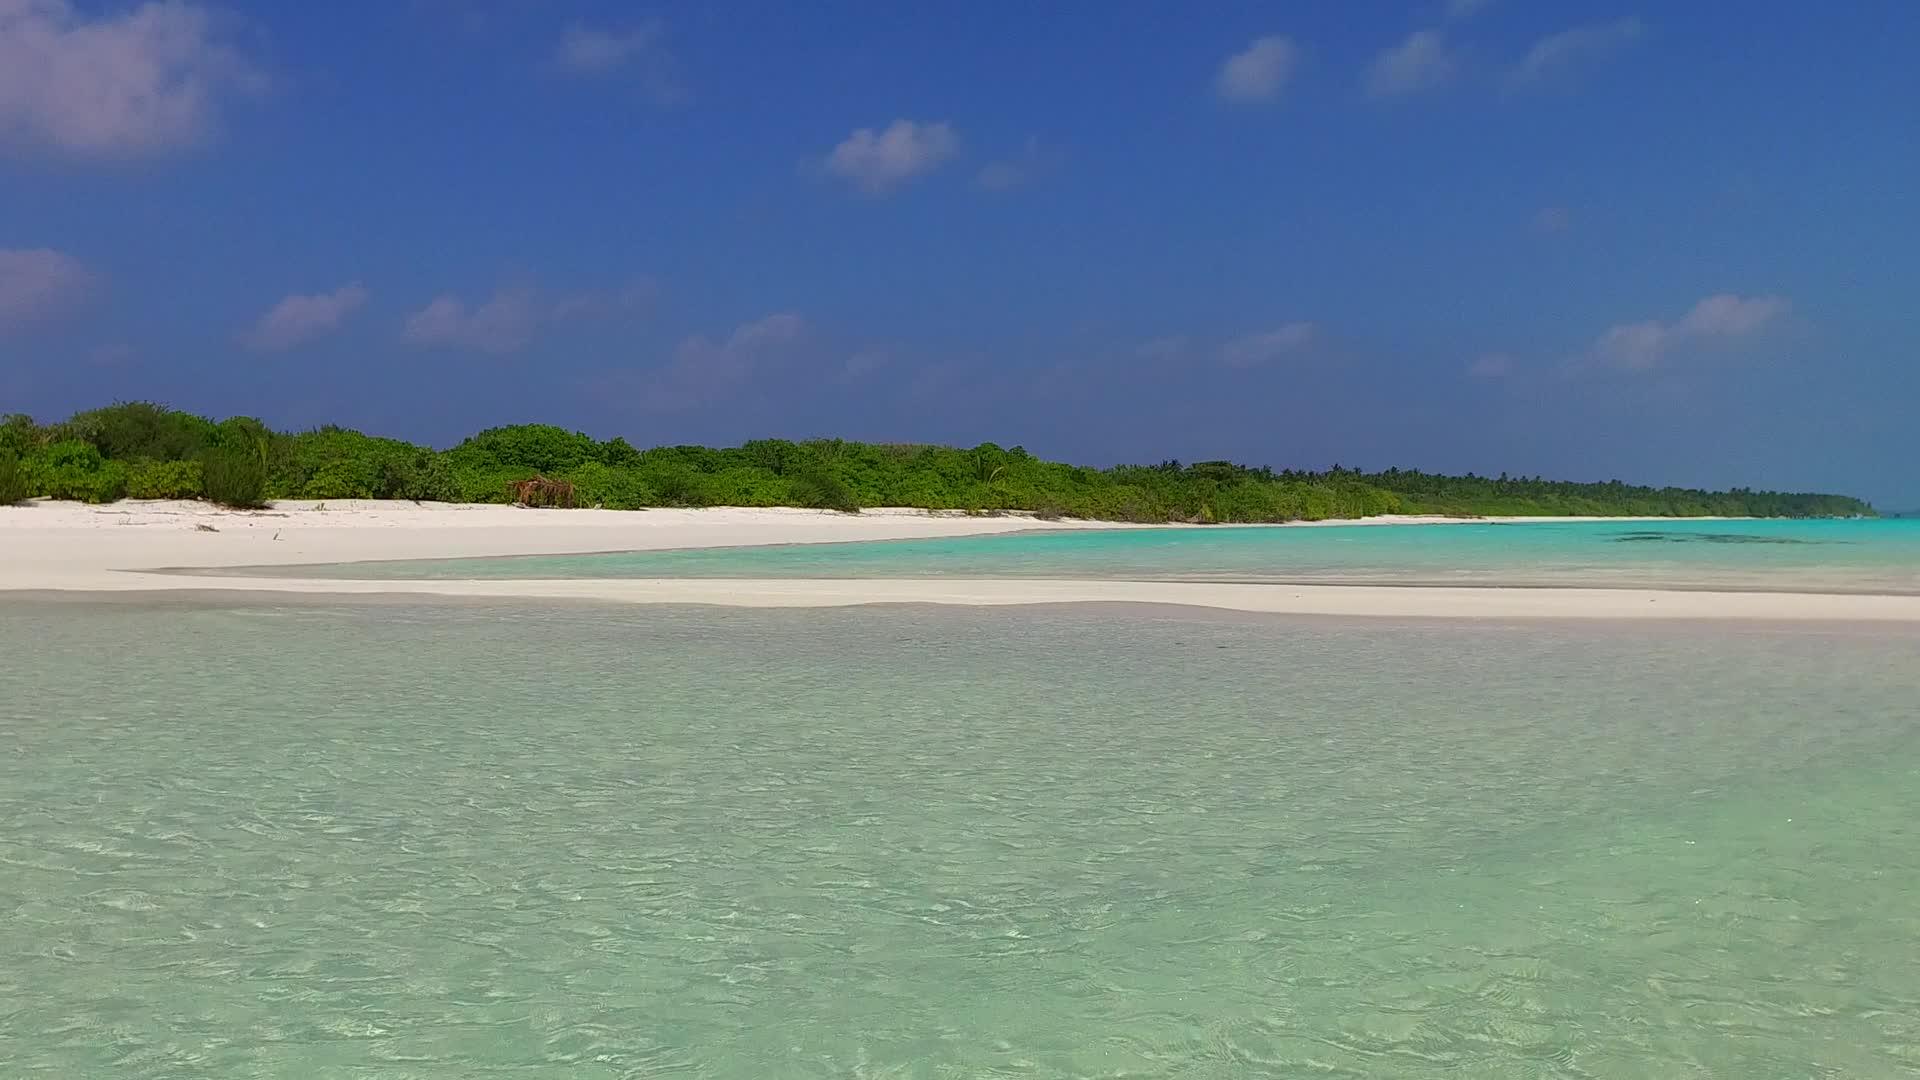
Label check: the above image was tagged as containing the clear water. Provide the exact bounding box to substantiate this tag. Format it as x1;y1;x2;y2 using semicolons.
227;519;1920;595
3;595;1918;1077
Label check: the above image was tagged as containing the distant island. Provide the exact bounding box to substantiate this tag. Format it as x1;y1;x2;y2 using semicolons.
0;403;1876;522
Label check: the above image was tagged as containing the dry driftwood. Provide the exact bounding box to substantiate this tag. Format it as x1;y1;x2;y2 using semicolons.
508;475;576;509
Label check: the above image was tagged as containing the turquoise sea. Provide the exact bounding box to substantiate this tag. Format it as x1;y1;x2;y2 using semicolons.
3;594;1919;1077
234;518;1920;594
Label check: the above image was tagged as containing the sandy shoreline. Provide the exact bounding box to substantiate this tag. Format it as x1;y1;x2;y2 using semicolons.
2;499;1910;621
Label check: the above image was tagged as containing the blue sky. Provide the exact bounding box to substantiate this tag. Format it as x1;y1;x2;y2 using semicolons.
2;1;1915;506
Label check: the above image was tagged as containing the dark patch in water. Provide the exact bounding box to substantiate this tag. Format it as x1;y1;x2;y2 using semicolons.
1609;531;1834;546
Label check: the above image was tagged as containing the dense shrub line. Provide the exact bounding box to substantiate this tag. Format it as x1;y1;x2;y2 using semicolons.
0;403;1876;521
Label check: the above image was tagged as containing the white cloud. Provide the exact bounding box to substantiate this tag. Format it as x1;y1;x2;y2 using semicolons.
240;283;369;352
0;0;262;158
90;341;134;366
402;288;541;354
1366;30;1456;98
723;310;804;349
1135;335;1190;361
1592;320;1672;370
400;280;651;354
1467;352;1514;378
551;20;683;102
1447;0;1494;18
975;136;1064;192
1533;206;1572;233
550;279;657;321
1215;35;1299;104
1590;293;1788;371
0;247;91;329
1677;293;1788;337
844;346;890;378
554;21;656;73
1221;323;1317;367
820;120;959;194
1513;17;1646;85
646;312;808;409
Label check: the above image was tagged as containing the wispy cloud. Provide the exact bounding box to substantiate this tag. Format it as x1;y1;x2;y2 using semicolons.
722;311;805;350
645;312;808;409
401;281;652;354
843;346;891;378
1467;352;1514;378
818;120;960;195
551;279;657;321
1221;323;1317;368
90;342;135;367
403;288;540;353
1134;335;1191;362
1366;30;1456;98
551;20;683;103
1512;17;1646;86
1589;293;1788;371
0;247;92;330
240;283;369;352
0;0;263;158
1215;35;1300;104
554;21;656;73
1533;206;1573;233
975;136;1064;192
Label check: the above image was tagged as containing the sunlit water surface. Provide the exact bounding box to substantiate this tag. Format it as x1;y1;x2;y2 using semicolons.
3;597;1918;1077
216;518;1920;595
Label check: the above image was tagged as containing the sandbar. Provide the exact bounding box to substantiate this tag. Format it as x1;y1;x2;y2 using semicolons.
1;499;1909;621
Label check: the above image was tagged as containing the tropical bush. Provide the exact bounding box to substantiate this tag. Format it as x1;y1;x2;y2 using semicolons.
379;451;458;502
125;459;204;500
64;402;217;463
1;414;42;460
201;445;269;509
787;469;860;513
33;441;127;503
563;461;654;509
447;424;601;476
0;404;1878;521
0;452;28;505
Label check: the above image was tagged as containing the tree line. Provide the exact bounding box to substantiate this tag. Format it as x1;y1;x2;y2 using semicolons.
0;402;1876;521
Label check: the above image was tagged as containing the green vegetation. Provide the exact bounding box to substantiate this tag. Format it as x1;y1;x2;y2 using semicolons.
0;402;1876;521
32;441;127;504
125;459;204;500
0;452;28;506
201;445;270;509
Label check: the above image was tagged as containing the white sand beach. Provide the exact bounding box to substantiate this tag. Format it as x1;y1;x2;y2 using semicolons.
2;499;1913;620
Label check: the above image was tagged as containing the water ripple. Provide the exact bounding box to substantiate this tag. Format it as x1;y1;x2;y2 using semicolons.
1;599;1917;1076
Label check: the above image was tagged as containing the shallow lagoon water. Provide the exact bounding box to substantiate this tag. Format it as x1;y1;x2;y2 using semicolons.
3;596;1918;1077
225;518;1920;595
